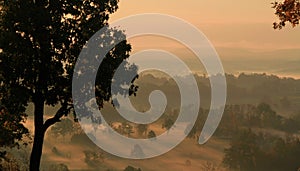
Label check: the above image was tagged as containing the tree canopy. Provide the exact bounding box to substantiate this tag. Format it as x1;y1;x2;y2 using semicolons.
224;129;300;171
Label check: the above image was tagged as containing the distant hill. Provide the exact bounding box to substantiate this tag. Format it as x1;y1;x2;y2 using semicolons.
128;72;300;115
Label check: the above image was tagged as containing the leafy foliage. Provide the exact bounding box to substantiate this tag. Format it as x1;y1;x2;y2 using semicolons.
162;117;175;132
47;163;70;171
182;102;300;142
0;106;29;159
50;118;74;138
272;0;300;29
84;149;105;168
147;130;157;140
117;122;134;137
224;129;300;171
201;161;217;171
124;165;142;171
136;124;148;137
0;0;137;170
223;129;259;171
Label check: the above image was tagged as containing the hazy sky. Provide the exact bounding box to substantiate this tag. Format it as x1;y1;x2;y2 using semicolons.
110;0;300;49
109;0;300;77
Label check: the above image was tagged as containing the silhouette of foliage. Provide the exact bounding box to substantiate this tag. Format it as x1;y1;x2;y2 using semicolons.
162;116;175;132
224;129;300;171
0;156;20;171
136;124;148;137
124;165;142;171
147;130;157;140
201;161;217;171
0;0;137;170
223;129;258;171
0;106;29;159
84;149;105;168
272;0;300;29
47;163;69;171
50;118;74;139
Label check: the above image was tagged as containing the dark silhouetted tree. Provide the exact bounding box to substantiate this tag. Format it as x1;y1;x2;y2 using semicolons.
147;130;156;140
162;117;175;133
136;124;148;137
124;165;142;171
0;0;137;170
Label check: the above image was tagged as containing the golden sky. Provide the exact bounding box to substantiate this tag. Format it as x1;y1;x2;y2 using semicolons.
110;0;300;50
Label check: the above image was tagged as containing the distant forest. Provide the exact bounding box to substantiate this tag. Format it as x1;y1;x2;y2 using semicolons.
129;72;300;114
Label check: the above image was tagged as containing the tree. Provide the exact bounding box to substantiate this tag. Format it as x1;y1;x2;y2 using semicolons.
0;0;137;170
223;129;259;171
224;129;300;170
0;154;20;171
0;106;29;159
184;123;199;140
136;124;148;137
50;118;74;140
256;103;282;128
147;130;157;140
201;161;217;171
83;150;105;168
272;0;300;29
162;117;175;133
124;165;142;171
121;122;134;137
48;163;70;171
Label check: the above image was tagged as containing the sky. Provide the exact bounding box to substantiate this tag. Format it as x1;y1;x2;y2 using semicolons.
109;0;300;78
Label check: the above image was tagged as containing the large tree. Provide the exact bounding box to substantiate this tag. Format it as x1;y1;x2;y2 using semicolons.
0;0;137;170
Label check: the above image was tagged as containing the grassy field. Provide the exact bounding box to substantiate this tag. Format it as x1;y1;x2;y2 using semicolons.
36;121;229;171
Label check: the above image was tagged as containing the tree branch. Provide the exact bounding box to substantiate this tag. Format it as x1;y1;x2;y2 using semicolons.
43;104;73;132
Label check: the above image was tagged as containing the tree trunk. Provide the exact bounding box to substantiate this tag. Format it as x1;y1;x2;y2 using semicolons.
29;96;45;171
30;128;46;171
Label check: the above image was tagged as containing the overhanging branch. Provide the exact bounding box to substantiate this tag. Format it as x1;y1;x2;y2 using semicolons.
43;104;73;132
